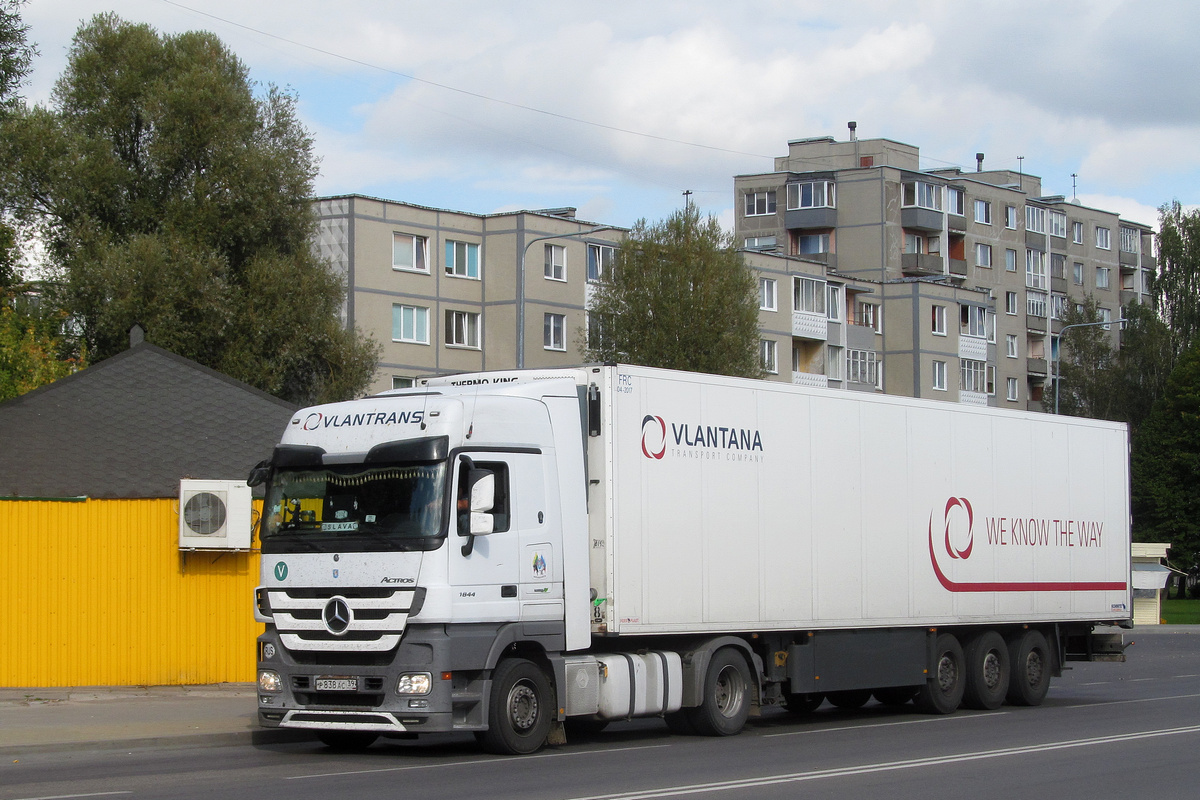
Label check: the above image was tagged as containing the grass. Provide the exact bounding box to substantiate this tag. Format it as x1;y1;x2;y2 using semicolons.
1161;597;1200;624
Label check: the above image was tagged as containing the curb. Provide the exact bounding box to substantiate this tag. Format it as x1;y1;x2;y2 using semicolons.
0;727;314;757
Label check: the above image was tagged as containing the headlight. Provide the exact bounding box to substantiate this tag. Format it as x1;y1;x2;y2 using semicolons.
258;670;283;693
396;672;432;695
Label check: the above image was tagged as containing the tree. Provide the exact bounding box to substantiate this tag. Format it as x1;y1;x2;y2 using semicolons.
1130;339;1200;571
1110;300;1173;432
3;14;377;405
0;0;35;290
582;207;761;378
1154;201;1200;357
1047;296;1117;419
0;288;82;401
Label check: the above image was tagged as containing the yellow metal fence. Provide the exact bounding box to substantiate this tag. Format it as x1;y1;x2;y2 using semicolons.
0;498;262;687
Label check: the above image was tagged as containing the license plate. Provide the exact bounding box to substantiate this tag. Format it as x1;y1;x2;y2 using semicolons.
315;676;358;692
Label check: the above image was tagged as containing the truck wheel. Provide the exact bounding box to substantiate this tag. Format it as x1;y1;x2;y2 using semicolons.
873;686;918;706
784;692;824;713
480;658;554;755
687;648;752;736
915;633;964;714
664;710;698;735
316;731;378;751
962;631;1010;710
827;689;872;709
1006;630;1051;706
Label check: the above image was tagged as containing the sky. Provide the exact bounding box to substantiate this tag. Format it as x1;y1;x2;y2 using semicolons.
17;0;1200;233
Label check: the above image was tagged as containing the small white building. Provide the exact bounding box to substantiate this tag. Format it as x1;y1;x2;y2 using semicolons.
1131;543;1182;625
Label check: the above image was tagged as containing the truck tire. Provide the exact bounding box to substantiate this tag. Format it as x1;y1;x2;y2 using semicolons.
1006;630;1051;706
316;731;378;751
686;648;752;736
479;658;554;755
915;633;964;715
962;630;1010;710
873;686;918;706
664;710;698;735
784;692;824;713
827;689;872;709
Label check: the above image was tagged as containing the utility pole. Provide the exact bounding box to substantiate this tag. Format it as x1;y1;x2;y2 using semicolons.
682;190;693;210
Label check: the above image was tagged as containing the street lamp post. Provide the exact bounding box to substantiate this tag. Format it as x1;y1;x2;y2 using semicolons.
516;225;618;368
1053;319;1126;415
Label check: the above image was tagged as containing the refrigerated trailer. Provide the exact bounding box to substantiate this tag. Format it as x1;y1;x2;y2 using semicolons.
252;364;1130;753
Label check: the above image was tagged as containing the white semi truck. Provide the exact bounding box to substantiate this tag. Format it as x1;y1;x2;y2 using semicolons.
252;365;1130;754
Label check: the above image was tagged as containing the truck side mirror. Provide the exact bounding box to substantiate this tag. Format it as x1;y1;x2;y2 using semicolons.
469;471;494;513
460;467;495;553
246;460;270;488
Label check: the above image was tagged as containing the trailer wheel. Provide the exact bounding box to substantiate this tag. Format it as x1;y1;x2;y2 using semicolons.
687;648;751;736
873;686;919;707
1006;630;1051;706
784;692;824;714
915;633;964;715
316;731;378;751
479;658;554;755
962;631;1010;710
827;689;872;709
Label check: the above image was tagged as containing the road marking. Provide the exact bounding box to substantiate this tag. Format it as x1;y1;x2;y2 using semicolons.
1079;681;1110;686
1178;674;1200;678
287;743;672;780
1129;678;1155;682
8;793;132;800
761;711;1007;738
565;724;1200;800
1058;692;1200;709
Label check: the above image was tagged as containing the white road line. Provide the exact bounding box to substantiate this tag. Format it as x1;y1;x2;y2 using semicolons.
1058;692;1200;709
1079;681;1110;686
761;711;1007;738
286;743;672;780
565;725;1200;800
1177;674;1200;678
7;793;132;800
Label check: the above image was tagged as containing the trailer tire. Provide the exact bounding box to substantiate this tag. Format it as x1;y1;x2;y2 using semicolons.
784;692;824;714
827;689;872;709
686;648;751;736
1006;630;1051;706
873;686;919;707
316;731;378;751
962;630;1010;710
915;633;964;715
480;658;554;755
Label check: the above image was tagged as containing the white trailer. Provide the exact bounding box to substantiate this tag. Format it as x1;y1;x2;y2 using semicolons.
252;365;1130;754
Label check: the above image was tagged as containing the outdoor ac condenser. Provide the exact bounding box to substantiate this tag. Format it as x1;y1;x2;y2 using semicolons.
178;479;253;550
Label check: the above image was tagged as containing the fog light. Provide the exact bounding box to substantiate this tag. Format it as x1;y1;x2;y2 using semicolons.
408;699;429;709
396;672;432;695
258;670;283;693
262;642;276;660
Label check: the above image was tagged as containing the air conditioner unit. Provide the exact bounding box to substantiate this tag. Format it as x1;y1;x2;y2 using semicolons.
179;479;253;551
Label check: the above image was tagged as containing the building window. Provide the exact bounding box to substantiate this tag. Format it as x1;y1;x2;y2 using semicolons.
761;340;778;374
759;278;777;311
1073;221;1084;244
961;359;988;393
1005;249;1017;272
1007;377;1019;402
933;360;947;391
974;199;992;225
1006;334;1018;358
744;190;777;216
902;181;942;211
1026;206;1046;234
587;243;614;283
975;243;992;268
1026;249;1047;289
796;232;831;254
826;284;842;321
1099;307;1113;329
947;187;965;216
445;310;480;348
745;236;777;250
847;349;878;385
1096;267;1110;289
392;304;429;344
827;345;843;380
543;313;566;351
794;277;826;314
1005;205;1018;229
586;312;608;350
932;304;947;335
987;365;996;395
856;301;881;333
1050;211;1067;238
1096;226;1111;250
961;305;988;338
1072;262;1084;285
393;233;428;273
445;240;480;279
904;232;926;254
786;181;835;209
544;244;566;281
1027;290;1048;318
1050;253;1066;280
392;376;415;390
1120;226;1139;254
1052;294;1070;321
1005;291;1018;315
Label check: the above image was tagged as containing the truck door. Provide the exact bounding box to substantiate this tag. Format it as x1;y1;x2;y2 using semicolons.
448;452;546;623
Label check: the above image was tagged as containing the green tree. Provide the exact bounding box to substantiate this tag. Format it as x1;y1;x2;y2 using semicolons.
1131;340;1200;570
3;14;377;405
581;207;761;378
1154;201;1200;357
0;288;82;401
1047;297;1117;419
1111;300;1174;432
0;0;35;290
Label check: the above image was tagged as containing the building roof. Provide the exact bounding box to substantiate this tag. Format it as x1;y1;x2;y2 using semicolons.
0;343;297;499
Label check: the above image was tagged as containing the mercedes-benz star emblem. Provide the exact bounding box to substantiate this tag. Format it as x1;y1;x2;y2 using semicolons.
323;597;352;635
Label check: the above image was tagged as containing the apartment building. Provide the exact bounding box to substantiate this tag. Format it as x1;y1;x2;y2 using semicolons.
314;195;624;394
735;133;1156;411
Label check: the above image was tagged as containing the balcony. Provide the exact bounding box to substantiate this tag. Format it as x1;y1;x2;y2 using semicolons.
959;391;988;407
792;311;829;341
949;258;968;277
901;252;944;277
1027;357;1048;376
785;207;837;230
792;371;829;389
1026;316;1046;333
901;207;943;232
1120;289;1141;306
948;214;967;233
958;336;988;362
1051;276;1067;293
1119;249;1139;267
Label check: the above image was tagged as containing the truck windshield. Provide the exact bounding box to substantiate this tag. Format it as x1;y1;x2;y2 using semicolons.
260;463;447;553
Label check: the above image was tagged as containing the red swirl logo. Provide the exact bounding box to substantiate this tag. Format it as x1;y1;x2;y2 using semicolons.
641;415;666;459
943;496;974;560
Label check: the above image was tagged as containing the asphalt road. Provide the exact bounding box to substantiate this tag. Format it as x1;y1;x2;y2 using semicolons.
5;630;1199;800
